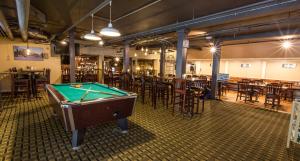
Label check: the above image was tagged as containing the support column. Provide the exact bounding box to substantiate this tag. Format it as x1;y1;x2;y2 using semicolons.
211;40;222;99
123;41;130;73
69;28;76;83
159;46;166;78
176;29;189;78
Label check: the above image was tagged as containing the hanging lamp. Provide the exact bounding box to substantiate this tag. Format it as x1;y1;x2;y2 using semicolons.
26;40;30;55
100;1;121;37
84;14;102;41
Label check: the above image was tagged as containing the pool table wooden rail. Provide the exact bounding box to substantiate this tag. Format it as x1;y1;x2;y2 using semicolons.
46;84;137;150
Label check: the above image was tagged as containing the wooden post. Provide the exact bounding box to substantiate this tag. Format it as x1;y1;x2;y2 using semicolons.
211;40;221;99
176;29;189;78
123;41;130;73
69;28;76;83
159;46;166;78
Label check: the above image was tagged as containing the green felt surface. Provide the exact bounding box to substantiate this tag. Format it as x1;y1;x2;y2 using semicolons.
51;83;128;102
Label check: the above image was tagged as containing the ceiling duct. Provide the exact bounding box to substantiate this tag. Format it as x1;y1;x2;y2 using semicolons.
28;29;48;40
15;0;30;41
0;9;14;40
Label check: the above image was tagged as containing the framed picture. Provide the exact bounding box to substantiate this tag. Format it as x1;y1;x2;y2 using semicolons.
13;46;44;61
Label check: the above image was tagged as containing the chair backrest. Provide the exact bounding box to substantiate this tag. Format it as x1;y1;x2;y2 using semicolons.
192;80;208;89
237;81;250;92
282;82;293;89
10;67;17;72
199;75;207;81
241;79;251;83
173;78;186;93
266;83;282;95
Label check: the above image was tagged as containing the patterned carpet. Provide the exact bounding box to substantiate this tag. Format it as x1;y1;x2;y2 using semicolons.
0;93;299;161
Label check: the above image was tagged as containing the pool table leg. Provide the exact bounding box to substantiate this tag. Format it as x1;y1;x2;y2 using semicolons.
71;128;86;150
117;118;128;133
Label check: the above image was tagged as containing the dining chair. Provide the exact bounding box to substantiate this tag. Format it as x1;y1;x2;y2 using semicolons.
236;81;252;102
264;83;282;110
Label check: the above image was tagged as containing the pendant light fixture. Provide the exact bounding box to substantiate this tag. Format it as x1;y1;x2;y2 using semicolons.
26;40;30;55
100;1;121;37
84;14;102;41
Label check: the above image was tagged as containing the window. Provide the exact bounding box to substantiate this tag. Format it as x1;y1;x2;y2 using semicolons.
241;64;251;68
282;63;296;69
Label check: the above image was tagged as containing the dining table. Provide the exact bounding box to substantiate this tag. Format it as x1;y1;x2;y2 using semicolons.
15;69;45;97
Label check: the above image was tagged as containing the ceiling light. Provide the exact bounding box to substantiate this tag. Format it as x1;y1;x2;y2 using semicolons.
26;48;31;55
115;57;120;62
84;14;102;41
60;40;67;45
282;40;291;49
145;48;148;52
134;53;137;57
99;40;104;46
206;36;213;40
210;46;217;53
141;47;144;51
100;1;121;37
26;41;30;55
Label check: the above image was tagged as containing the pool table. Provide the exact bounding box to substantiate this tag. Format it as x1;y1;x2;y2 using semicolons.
46;82;137;150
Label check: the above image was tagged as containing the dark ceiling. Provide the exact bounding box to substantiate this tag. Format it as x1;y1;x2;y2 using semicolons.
1;0;300;48
0;0;261;39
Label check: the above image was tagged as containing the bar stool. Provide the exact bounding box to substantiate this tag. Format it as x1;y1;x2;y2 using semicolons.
172;78;187;115
152;77;169;109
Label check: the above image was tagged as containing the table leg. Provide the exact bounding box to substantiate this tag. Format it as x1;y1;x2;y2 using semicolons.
117;118;128;133
71;128;86;150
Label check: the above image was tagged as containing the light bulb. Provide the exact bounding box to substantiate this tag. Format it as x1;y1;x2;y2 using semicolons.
99;40;104;46
210;46;217;53
282;40;291;49
26;49;31;55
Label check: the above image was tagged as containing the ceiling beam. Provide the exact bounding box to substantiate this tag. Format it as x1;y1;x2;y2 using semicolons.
109;0;300;43
15;0;30;41
112;0;161;22
221;29;300;41
61;0;111;36
0;9;14;40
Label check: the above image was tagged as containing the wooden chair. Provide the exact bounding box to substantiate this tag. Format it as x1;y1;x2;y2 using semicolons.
199;75;208;81
236;81;252;102
10;68;31;99
34;69;51;98
190;80;207;114
264;83;282;109
281;82;294;101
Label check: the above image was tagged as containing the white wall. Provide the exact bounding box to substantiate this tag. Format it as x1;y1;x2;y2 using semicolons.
189;58;300;81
